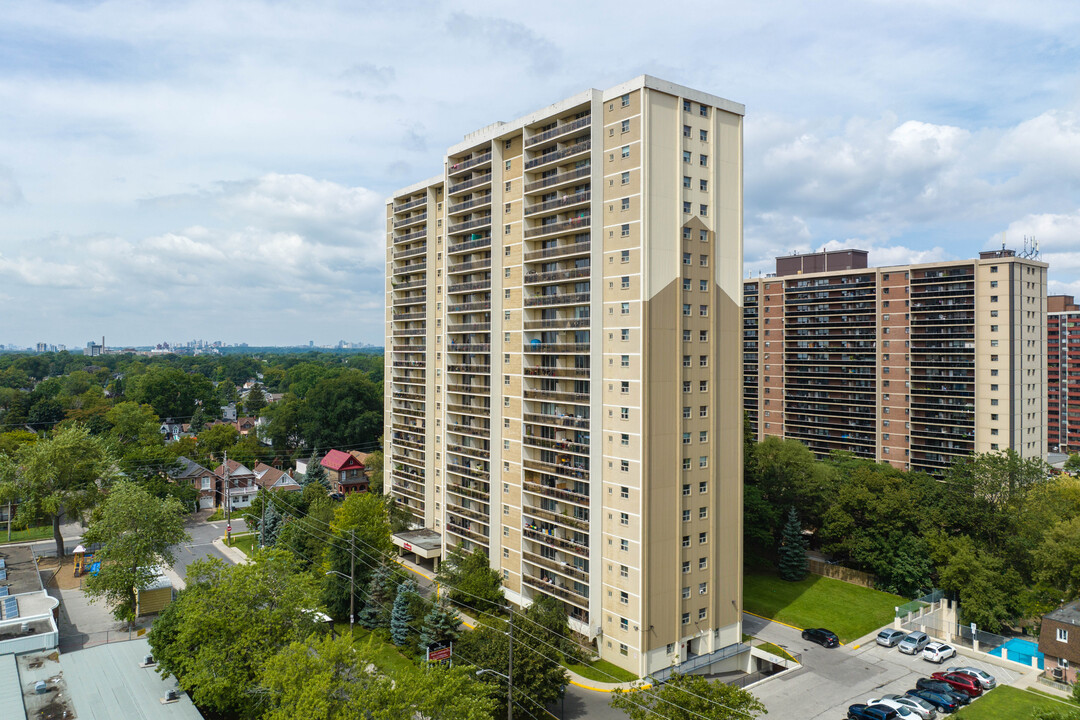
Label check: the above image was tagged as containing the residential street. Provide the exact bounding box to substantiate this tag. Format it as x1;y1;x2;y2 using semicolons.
170;513;247;579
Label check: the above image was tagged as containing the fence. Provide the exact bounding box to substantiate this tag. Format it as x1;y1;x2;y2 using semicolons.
807;559;876;588
59;627;148;653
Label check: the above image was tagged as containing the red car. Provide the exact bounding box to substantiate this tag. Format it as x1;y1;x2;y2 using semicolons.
930;671;983;697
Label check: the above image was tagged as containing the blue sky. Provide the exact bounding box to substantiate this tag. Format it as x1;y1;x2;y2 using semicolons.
1;0;1079;346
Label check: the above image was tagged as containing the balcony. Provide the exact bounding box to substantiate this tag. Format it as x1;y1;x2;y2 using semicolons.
447;322;491;333
446;522;488;545
523;526;588;558
393;244;427;260
446;501;489;524
447;236;492;255
391;278;426;291
447;300;491;313
447;402;491;417
447;363;492;374
448;257;491;275
523;480;589;506
448;173;493;195
448;194;493;215
522;387;590;403
524;215;590;240
448;151;493;176
524;140;591;171
446;481;489;502
394;228;427;244
523;317;590;331
522;434;589;456
448;279;491;294
447;443;490;461
448;215;493;235
522;572;589;607
525;115;592;148
393;293;426;307
524;292;590;308
523;239;591;263
523;412;590;429
522;550;589;583
393;196;426;213
524;165;591;194
523;457;588;481
525;191;591;217
523;267;590;285
523;342;590;354
522;365;589;379
392;483;425;503
393;212;427;229
391;327;425;336
448;342;490;353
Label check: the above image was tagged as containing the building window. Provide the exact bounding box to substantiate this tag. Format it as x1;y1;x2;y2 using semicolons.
683;175;691;188
621;565;629;578
621;302;630;314
683;201;692;214
700;229;708;242
699;204;708;216
621;197;630;210
683;432;691;444
699;355;708;367
699;430;708;443
682;586;691;599
621;249;630;263
699;154;708;167
700;255;708;267
682;612;690;625
621;119;630;133
620;512;629;525
699;129;708;142
621;171;630;185
620;407;629;420
683;354;691;367
621;539;629;552
1058;628;1069;642
699;105;709;117
699;456;708;468
622;275;630;289
620;617;629;632
621;223;630;237
682;483;691;496
683;124;692;138
699;507;708;519
990;295;998;302
699;380;708;392
621;329;630;341
683;329;692;342
682;509;691;522
683;99;691;112
683;150;692;163
699;531;708;544
683;303;692;316
620;458;629;471
699;305;708;317
621;433;629;446
699;582;708;595
698;557;708;569
621;93;630;107
683;252;692;265
621;354;630;368
700;279;708;292
683;380;691;393
621;486;630;499
698;608;707;620
682;535;690;548
699;481;708;493
682;458;691;470
682;561;690;574
699;330;708;342
683;278;692;291
683;406;691;419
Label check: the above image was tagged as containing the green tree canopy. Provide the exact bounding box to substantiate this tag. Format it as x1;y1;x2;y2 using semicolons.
322;492;394;623
5;424;116;556
778;507;808;582
148;550;322;718
83;481;189;621
610;671;766;720
127;365;216;419
435;543;505;615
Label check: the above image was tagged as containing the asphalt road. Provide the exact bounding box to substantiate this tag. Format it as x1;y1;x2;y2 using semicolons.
170;516;247;579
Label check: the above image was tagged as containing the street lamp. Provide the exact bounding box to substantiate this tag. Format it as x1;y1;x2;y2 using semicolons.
476;669;512;720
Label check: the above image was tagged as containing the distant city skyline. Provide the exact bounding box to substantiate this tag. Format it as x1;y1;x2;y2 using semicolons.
2;2;1079;346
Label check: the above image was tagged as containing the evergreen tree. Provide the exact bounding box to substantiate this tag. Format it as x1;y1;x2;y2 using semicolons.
391;579;418;647
245;384;267;416
778;506;809;581
190;405;207;433
418;600;461;656
302;448;329;490
358;564;394;630
260;501;283;548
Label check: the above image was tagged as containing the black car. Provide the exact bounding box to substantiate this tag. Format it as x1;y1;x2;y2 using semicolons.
847;704;898;720
906;688;959;713
915;678;970;706
801;627;839;647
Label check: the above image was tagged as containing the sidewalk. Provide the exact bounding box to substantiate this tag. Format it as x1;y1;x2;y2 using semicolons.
212;536;251;565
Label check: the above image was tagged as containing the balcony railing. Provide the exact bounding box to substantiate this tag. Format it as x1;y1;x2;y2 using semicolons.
524;292;590;308
523;526;588;557
523;239;591;262
447;300;491;313
523;365;590;378
448;257;491;274
523;412;589;429
448;173;493;195
525;115;591;147
523;457;588;481
447;194;493;215
446;481;489;502
524;166;591;193
522;550;589;583
393;244;427;259
523;318;590;331
524;215;590;239
448;279;491;294
524;140;591;171
448;322;491;333
521;572;589;607
447;236;492;255
393;212;427;229
393;196;426;213
523;480;589;506
523;342;590;354
394;228;427;243
524;191;590;217
447;403;491;417
448;216;493;235
448;152;493;176
523;267;590;284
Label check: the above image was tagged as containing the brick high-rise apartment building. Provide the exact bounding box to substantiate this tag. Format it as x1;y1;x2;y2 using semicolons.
385;76;745;676
1049;294;1080;453
743;249;1048;474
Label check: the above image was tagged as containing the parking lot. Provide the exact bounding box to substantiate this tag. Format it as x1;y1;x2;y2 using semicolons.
746;617;1032;719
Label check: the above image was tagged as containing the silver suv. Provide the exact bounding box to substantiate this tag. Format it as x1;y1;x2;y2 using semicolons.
897;631;930;655
877;629;907;647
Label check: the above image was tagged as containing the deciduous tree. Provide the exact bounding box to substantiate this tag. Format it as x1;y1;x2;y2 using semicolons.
435;543;505;615
610;671;766;720
83;481;189;621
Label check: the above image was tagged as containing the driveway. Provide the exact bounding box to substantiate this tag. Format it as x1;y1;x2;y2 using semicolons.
746;616;1032;719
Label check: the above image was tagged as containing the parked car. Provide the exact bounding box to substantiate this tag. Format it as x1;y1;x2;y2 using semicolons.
877;629;908;647
906;689;959;714
916;678;971;705
898;631;930;655
847;704;899;720
863;697;919;718
945;666;997;689
801;627;839;647
870;693;937;720
922;642;957;664
930;671;983;697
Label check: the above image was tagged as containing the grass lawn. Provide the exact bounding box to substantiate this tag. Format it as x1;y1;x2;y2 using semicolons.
335;624;419;676
565;658;638;683
206;508;225;522
954;686;1077;719
755;641;798;662
0;525;53;544
744;570;907;643
225;533;256;556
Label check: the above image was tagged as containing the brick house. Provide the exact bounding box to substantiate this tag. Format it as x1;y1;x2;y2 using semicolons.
213;459;260;511
321;449;369;494
171;456;220;510
1039;601;1080;684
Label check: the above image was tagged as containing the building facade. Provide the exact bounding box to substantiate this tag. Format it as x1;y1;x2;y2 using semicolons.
743;249;1048;474
1049;294;1080;453
385;76;744;676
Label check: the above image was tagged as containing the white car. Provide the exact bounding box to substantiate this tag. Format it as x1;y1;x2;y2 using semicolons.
946;665;997;689
870;694;937;720
922;641;957;663
864;697;917;718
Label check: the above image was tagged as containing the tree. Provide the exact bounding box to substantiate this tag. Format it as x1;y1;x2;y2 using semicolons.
105;401;160;445
928;532;1024;633
435;543;505;615
358;563;395;630
391;578;418;647
5;424;115;557
244;384;267;416
257;632;497;720
521;593;581;662
259;499;284;548
419;600;461;656
778;507;808;581
197;423;239;457
1065;453;1080;474
458;616;569;712
126;365;216;419
1034;516;1080;599
610;671;766;720
27;397;65;427
303;450;330;490
298;370;383;450
322;492;394;622
189;405;207;433
148;550;322;718
82;481;189;621
365;448;384;494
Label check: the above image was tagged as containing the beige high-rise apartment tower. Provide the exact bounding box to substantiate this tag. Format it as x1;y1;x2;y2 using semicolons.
385;76;745;677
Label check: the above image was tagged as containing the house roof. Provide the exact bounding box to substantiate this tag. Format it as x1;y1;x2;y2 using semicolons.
321;449;363;472
349;450;371;466
1045;601;1080;626
171;456;214;480
214;459;254;478
253;465;298;490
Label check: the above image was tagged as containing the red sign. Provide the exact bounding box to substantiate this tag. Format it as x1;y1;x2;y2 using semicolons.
403;542;412;551
428;646;452;662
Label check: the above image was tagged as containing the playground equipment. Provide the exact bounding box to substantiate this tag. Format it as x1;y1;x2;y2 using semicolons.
72;545;94;576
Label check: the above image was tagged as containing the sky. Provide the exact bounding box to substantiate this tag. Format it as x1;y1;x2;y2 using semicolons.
1;0;1079;348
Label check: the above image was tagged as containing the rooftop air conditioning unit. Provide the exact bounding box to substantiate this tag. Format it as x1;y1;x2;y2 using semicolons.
144;655;155;665
165;690;179;701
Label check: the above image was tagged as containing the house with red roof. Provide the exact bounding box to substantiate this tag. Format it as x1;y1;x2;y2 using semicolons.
321;449;369;495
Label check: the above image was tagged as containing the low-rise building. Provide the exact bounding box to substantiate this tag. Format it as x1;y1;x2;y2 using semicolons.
253;463;301;493
171;456;219;510
321;449;369;494
1039;601;1080;685
213;459;260;511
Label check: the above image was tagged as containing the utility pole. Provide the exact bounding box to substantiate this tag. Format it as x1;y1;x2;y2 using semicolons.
6;501;11;542
224;450;231;545
349;529;356;634
260;489;267;549
507;613;514;720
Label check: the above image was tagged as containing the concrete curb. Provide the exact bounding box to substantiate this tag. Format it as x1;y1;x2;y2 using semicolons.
212;536;251;565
